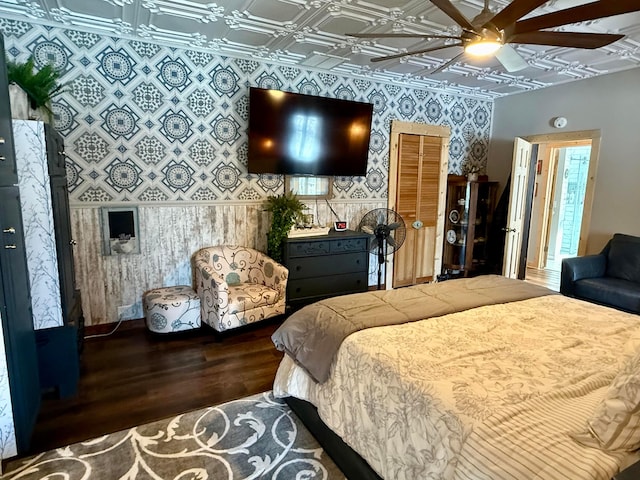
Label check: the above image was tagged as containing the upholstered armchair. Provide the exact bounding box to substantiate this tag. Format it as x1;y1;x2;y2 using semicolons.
193;246;288;332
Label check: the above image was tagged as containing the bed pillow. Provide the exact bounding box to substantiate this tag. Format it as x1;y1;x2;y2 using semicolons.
573;350;640;451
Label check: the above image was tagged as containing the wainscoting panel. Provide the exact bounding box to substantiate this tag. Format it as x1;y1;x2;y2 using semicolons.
71;201;384;325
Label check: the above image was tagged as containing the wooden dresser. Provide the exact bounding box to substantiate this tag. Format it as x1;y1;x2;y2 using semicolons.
283;230;370;308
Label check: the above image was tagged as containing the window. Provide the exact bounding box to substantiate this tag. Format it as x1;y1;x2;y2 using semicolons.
285;175;332;199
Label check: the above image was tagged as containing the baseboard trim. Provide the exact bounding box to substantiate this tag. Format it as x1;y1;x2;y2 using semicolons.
83;318;144;337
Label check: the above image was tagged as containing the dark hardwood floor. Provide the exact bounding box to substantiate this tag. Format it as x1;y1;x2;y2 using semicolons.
26;318;285;457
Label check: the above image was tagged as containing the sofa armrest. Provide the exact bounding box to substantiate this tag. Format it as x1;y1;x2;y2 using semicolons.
258;256;289;300
195;260;231;330
560;254;607;297
194;261;228;293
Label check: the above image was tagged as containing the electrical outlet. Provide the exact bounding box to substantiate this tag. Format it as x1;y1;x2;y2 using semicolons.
117;303;140;321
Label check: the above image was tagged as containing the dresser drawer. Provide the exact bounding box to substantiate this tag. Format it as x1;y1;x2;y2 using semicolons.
287;240;331;258
287;272;367;302
330;237;368;253
282;231;371;308
287;252;368;280
286;237;368;258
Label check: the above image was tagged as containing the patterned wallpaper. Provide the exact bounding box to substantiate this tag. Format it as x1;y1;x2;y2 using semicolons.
14;120;64;330
0;19;493;205
0;311;17;460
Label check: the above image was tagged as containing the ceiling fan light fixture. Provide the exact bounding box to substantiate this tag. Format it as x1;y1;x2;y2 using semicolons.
465;39;502;56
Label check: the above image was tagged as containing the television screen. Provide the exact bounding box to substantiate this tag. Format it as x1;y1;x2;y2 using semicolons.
247;88;373;176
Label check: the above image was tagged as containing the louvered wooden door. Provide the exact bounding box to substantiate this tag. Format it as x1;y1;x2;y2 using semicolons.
393;133;445;287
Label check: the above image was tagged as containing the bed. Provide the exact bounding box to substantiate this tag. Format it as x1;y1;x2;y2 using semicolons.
271;275;640;480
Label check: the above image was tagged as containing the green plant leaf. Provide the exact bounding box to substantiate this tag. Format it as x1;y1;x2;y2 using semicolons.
264;191;306;262
6;56;66;117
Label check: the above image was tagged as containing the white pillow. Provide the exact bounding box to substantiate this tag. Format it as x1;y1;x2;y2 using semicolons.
573;350;640;451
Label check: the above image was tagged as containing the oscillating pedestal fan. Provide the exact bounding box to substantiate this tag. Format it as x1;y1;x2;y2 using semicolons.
358;208;407;289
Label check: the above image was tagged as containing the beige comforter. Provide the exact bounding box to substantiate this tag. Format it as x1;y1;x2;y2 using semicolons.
272;275;554;383
274;294;640;480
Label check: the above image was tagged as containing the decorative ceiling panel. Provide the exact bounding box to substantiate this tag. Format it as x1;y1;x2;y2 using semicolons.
0;0;639;97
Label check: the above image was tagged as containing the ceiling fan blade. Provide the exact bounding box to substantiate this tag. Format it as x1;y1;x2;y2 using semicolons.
514;1;640;34
507;31;625;49
371;43;462;63
494;45;528;72
431;51;465;74
430;0;476;32
348;33;462;40
486;0;548;31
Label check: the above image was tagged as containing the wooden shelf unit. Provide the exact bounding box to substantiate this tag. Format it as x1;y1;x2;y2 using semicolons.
442;175;498;277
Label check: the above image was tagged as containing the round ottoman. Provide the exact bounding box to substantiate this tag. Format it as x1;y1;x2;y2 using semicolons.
143;285;201;334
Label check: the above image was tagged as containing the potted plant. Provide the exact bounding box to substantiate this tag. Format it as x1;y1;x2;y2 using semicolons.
6;56;65;121
264;191;306;262
462;162;480;182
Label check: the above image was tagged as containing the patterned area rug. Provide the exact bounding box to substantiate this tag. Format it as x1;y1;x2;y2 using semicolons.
5;392;346;479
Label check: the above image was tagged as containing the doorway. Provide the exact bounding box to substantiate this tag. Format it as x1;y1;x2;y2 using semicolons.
387;121;449;289
502;130;600;290
526;141;593;289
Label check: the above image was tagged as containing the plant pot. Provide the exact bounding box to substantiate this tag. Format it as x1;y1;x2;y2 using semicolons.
9;83;50;122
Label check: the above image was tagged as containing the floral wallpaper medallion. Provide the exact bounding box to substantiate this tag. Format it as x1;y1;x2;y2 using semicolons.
1;20;493;204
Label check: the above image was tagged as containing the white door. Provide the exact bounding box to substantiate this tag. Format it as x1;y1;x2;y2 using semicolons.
503;137;533;278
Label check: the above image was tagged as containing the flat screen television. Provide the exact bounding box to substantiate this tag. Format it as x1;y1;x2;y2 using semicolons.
247;87;373;176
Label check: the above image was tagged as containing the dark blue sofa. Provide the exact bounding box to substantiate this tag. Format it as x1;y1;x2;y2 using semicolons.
560;233;640;314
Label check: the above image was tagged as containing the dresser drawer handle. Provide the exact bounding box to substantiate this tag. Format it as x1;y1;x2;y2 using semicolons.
296;265;301;271
0;137;5;144
5;244;17;249
0;155;5;161
3;227;15;234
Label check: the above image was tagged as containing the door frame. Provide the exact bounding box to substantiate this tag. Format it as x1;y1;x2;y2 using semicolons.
506;129;601;278
387;121;449;289
529;139;593;269
525;130;600;259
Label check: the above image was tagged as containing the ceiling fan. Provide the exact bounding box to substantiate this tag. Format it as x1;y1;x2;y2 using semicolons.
348;0;640;73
